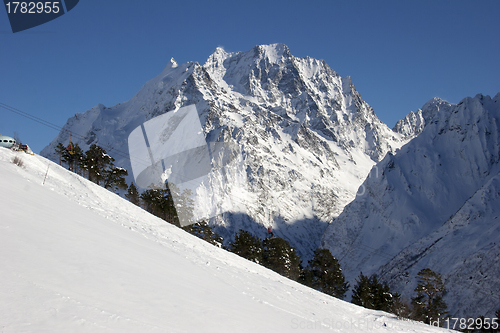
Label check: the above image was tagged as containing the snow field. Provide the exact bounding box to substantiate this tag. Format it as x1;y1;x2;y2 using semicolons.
0;149;453;332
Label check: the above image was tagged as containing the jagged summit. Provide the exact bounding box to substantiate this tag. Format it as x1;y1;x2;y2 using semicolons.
41;44;405;261
167;57;178;69
422;96;446;108
254;43;292;63
393;96;452;140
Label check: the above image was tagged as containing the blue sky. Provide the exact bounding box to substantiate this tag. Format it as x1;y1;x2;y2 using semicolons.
1;0;499;153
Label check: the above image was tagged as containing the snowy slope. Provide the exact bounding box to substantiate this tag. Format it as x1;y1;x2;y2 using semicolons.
40;44;406;261
377;171;500;318
0;148;452;332
321;93;500;317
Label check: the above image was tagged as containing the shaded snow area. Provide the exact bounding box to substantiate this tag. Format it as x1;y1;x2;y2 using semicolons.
0;149;452;332
377;172;500;318
322;93;500;318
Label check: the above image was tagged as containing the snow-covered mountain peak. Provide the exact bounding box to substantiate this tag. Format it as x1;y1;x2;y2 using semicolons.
429;94;499;141
421;96;451;120
255;43;292;63
393;96;452;140
204;46;232;69
202;43;296;96
422;96;446;108
471;93;499;109
42;43;406;261
168;57;178;69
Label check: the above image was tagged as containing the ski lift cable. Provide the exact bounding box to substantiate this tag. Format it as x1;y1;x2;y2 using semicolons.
0;102;323;235
0;102;152;168
0;102;65;133
0;102;256;194
0;102;93;145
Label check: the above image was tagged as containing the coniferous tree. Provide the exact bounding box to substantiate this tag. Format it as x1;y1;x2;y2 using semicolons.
351;272;374;308
229;229;263;264
351;272;395;312
82;144;114;184
371;276;394;312
301;248;349;299
61;143;72;169
140;188;173;221
391;294;412;319
76;147;88;176
103;166;128;192
140;189;158;214
411;268;448;324
126;182;141;206
140;184;180;226
262;237;301;280
55;142;66;165
182;221;223;247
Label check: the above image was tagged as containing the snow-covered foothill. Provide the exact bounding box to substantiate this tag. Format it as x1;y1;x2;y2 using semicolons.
0;148;453;332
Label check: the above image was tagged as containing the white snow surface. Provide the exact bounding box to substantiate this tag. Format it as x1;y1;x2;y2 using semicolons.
0;148;452;332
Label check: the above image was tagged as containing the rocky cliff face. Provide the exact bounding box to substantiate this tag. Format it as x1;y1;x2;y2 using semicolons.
41;43;405;260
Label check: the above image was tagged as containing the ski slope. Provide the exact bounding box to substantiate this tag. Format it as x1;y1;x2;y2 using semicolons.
0;148;453;332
